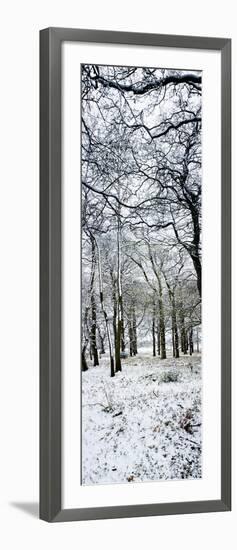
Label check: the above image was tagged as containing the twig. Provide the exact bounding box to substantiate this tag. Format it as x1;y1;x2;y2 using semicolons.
113;411;123;418
179;435;201;448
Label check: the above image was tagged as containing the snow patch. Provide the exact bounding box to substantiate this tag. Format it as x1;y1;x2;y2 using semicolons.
82;353;202;485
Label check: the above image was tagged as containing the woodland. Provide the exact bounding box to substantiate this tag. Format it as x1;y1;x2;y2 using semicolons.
81;63;202;484
82;63;201;374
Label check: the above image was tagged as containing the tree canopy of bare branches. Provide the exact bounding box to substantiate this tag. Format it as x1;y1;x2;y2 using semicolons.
81;63;202;375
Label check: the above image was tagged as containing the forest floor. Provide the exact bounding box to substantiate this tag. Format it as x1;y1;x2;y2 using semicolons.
82;352;202;485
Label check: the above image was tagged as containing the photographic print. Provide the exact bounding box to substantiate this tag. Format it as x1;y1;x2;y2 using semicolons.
40;27;231;522
81;63;202;486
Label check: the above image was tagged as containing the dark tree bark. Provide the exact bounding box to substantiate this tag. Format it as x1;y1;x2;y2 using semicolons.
184;332;189;354
120;293;125;352
156;319;161;355
115;216;122;372
152;294;156;357
180;327;186;353
152;320;156;357
82;342;88;371
179;296;187;355
190;206;202;297
147;244;166;359
165;281;179;360
159;294;166;360
82;303;90;371
90;294;99;366
96;239;115;377
172;327;175;357
128;300;137;357
89;236;99;366
111;276;117;356
189;327;193;355
115;300;122;372
171;138;202;298
132;300;137;355
196;327;200;353
89;69;201;96
128;317;133;357
172;294;179;359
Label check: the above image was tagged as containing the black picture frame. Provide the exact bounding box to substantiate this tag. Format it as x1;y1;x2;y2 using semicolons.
40;27;231;522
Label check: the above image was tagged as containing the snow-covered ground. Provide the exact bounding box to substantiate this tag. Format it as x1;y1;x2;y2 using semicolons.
82;352;202;485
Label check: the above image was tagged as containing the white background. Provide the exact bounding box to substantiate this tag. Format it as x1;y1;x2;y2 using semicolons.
0;0;236;549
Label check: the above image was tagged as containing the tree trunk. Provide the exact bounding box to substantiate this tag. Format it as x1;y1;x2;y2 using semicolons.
196;327;199;353
189;327;193;355
157;276;166;359
191;254;202;298
152;319;156;357
152;294;156;357
185;332;189;354
115;216;122;372
172;327;175;357
179;296;187;355
190;205;201;297
165;279;179;360
147;246;166;359
128;301;137;357
159;295;166;359
172;295;179;359
120;293;125;352
90;292;99;366
116;312;122;371
112;281;117;356
132;300;137;355
82;343;88;371
170;289;175;358
174;323;179;358
157;319;161;355
128;317;133;357
156;276;166;359
82;303;90;371
89;236;99;366
98;326;106;354
96;239;115;377
182;332;185;354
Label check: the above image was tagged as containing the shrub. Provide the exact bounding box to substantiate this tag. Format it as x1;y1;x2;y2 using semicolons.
160;370;179;383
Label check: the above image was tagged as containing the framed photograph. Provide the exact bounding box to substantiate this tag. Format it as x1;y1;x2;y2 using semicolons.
40;27;231;522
